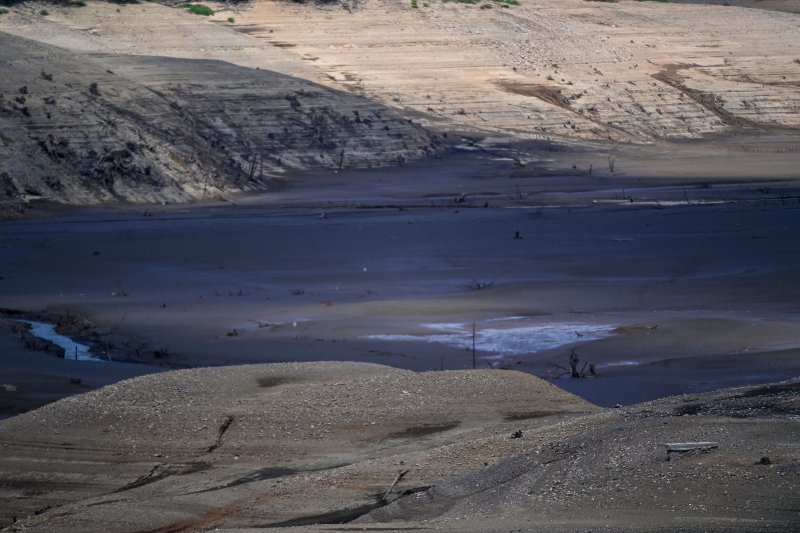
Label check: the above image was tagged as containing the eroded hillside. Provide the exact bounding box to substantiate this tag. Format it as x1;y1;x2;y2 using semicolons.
0;22;444;212
1;0;798;210
230;0;800;141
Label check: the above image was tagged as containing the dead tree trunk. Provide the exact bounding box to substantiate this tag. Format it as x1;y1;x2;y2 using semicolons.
569;348;580;378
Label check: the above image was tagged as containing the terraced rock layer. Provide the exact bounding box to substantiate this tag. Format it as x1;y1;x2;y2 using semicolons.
1;1;799;210
234;0;800;141
0;30;444;211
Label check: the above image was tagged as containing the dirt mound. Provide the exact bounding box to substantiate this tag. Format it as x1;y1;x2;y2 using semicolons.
0;361;594;529
3;364;796;531
359;380;800;531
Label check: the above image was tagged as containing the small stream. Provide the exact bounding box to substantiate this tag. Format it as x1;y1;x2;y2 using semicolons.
15;320;106;362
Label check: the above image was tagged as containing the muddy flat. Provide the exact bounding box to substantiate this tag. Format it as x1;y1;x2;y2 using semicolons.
2;171;799;401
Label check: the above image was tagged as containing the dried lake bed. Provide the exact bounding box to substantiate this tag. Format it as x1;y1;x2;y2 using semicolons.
2;184;799;409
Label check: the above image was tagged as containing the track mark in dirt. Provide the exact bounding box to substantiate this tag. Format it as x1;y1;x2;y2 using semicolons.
495;80;575;110
503;410;562;421
256;501;387;528
651;63;759;128
85;498;128;508
135;505;237;533
387;422;460;439
204;415;233;453
673;382;800;418
719;70;800;89
256;376;296;388
113;462;211;494
227;25;264;35
493;80;625;136
740;382;800;398
184;467;297;495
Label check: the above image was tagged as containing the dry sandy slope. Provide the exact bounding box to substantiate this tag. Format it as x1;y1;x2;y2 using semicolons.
1;364;798;532
358;379;800;532
0;361;595;530
230;0;800;141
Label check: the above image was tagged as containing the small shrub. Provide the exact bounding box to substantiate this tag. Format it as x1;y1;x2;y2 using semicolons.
0;7;8;15
72;0;86;6
179;3;214;16
457;279;495;291
39;8;49;15
411;0;418;7
504;0;518;5
227;16;234;23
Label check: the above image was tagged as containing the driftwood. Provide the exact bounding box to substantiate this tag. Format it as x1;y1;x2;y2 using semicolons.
381;469;409;502
664;441;718;461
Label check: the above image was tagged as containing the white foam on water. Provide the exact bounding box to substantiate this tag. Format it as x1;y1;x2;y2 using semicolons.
600;360;641;368
15;320;103;362
423;323;467;332
366;320;613;358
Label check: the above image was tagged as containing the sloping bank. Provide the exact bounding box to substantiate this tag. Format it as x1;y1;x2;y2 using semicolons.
0;32;446;214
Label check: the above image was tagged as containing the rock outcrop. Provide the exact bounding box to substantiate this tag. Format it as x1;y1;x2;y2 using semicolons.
0;31;444;212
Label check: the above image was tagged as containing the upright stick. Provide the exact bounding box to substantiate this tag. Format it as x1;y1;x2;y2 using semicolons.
472;322;476;369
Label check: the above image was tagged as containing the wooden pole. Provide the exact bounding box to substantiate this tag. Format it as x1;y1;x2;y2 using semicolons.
472;322;476;369
381;469;408;502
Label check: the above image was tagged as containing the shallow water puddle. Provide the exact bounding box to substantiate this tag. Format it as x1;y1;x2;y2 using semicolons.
15;320;104;362
366;318;613;359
